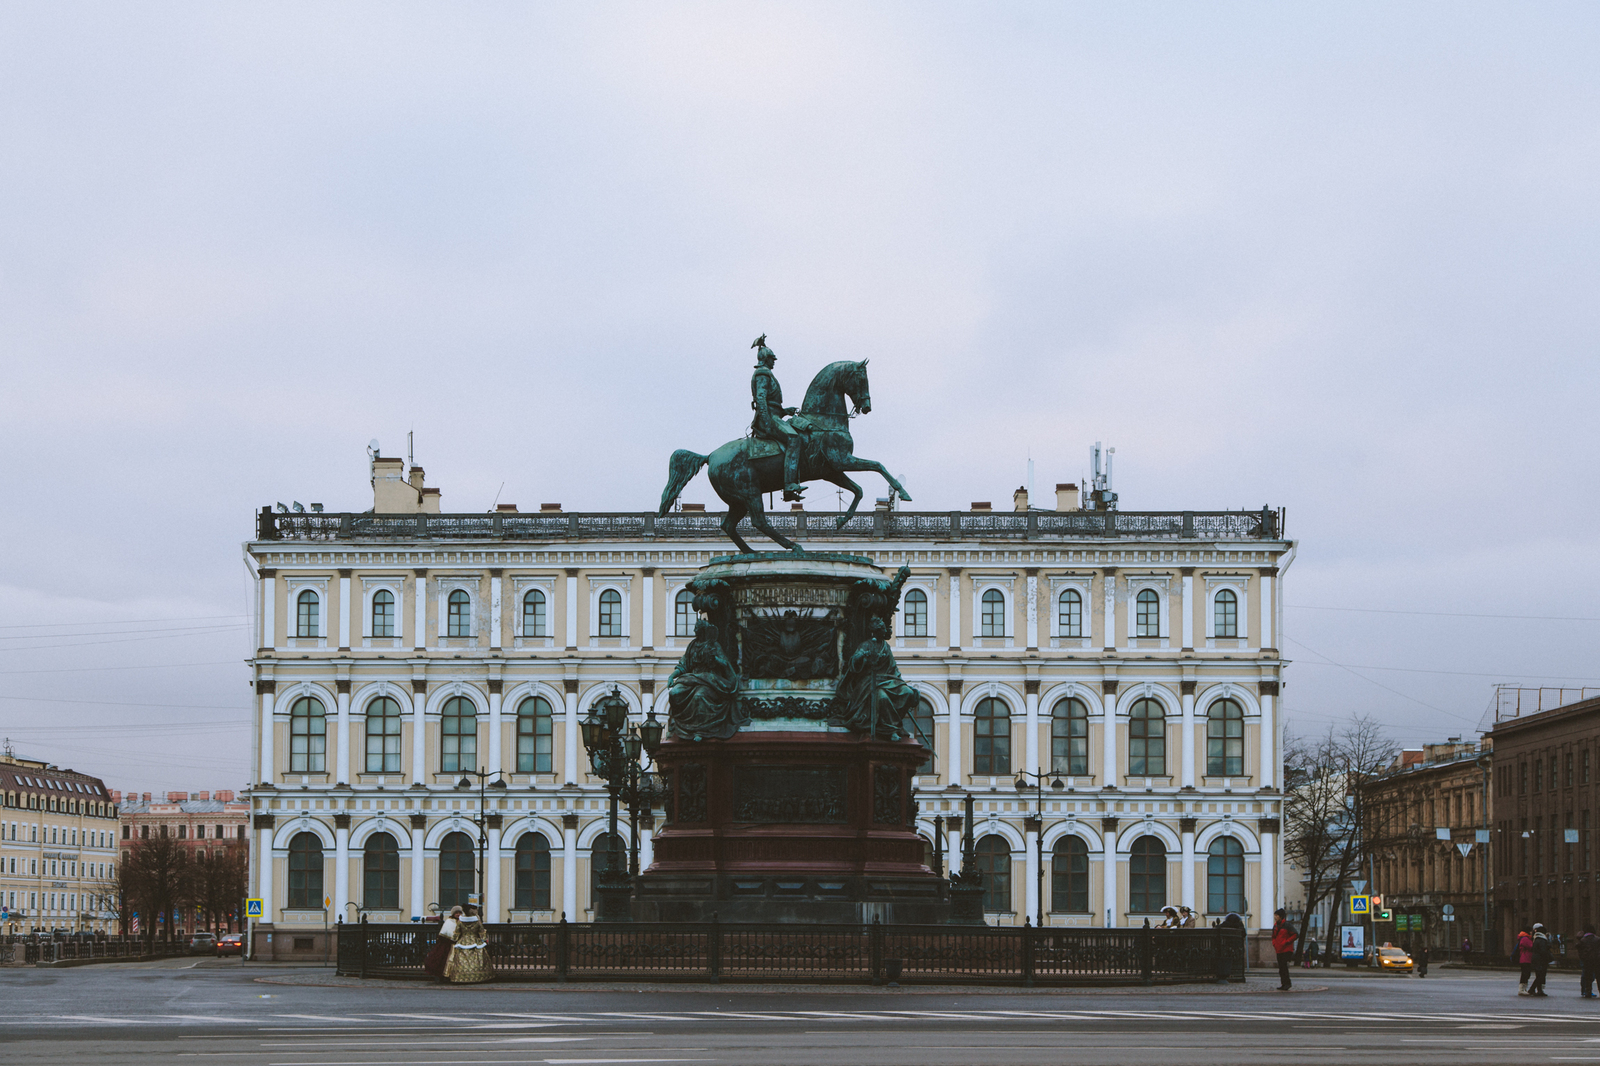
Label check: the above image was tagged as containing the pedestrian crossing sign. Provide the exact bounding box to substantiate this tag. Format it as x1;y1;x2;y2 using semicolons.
246;899;264;918
1350;895;1371;915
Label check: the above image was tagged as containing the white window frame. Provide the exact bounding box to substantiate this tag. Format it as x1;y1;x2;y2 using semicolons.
1204;574;1251;643
898;577;939;643
1048;574;1094;647
971;576;1016;644
661;573;698;648
511;575;557;648
588;576;632;646
361;577;404;644
1124;575;1172;645
435;577;480;641
283;577;329;649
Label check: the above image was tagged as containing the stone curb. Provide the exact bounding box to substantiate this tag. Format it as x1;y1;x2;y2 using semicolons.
252;974;1324;995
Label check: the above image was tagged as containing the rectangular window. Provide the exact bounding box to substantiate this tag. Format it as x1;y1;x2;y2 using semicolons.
1585;810;1591;873
1521;762;1528;794
904;590;928;637
1569;813;1577;873
1058;591;1082;638
1536;761;1544;793
672;591;693;637
981;590;1006;638
1569;753;1576;788
1587;750;1593;785
1552;756;1560;791
371;591;395;638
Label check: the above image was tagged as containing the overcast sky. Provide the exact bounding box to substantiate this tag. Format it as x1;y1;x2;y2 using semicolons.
2;3;1597;793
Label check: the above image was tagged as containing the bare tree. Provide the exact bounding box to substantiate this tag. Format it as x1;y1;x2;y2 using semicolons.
118;837;193;944
194;843;249;933
1283;714;1398;960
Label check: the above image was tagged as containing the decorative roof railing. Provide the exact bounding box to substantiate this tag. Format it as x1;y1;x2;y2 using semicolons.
257;506;1282;543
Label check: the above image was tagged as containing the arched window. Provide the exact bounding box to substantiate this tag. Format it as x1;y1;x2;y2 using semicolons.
1128;698;1166;777
364;696;401;774
441;696;477;774
1213;588;1238;638
287;832;323;909
976;835;1011;913
1051;697;1089;776
516;696;554;773
515;832;551;910
1058;589;1083;638
289;697;326;773
905;698;936;774
447;589;472;638
590;833;623;912
371;589;395;638
1051;835;1089;913
981;589;1006;637
903;589;928;637
523;589;546;637
1129;836;1167;913
674;589;695;637
1135;589;1161;637
1206;699;1245;777
973;697;1011;776
598;589;623;638
296;590;319;638
362;832;399;910
1208;837;1246;914
438;831;474;911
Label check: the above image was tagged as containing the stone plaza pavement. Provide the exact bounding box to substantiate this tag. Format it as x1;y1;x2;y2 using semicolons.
1;958;1597;1064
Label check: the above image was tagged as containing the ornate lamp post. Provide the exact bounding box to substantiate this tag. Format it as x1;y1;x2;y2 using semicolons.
947;792;987;925
454;768;508;906
1015;770;1065;928
580;687;666;922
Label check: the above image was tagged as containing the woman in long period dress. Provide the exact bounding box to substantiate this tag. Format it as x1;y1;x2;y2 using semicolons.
444;902;493;984
423;907;460;981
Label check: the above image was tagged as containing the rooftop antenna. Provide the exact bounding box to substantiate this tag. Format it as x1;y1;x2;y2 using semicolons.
1026;455;1034;505
1089;442;1119;511
2;738;12;760
408;430;414;470
490;481;505;512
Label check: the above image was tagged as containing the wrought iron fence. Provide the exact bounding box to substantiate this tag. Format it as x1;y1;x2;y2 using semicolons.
335;920;1245;986
12;936;189;964
260;507;1281;544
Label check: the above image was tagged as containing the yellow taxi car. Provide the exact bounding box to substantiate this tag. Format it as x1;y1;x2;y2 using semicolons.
1374;945;1414;972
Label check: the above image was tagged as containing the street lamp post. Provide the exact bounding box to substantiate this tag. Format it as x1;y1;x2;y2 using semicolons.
454;767;508;909
579;687;665;922
1015;770;1065;928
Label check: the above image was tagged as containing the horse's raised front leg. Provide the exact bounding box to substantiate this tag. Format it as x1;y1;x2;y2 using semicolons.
836;454;912;501
819;470;865;528
744;495;799;551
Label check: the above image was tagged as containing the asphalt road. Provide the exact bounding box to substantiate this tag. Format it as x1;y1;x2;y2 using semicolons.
3;958;1598;1065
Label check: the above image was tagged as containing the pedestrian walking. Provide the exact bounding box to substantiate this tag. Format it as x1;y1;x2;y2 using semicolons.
1272;908;1299;991
1416;943;1429;977
423;906;462;983
1305;939;1320;969
1462;936;1472;964
1516;928;1535;995
1530;924;1552;997
1578;924;1600;999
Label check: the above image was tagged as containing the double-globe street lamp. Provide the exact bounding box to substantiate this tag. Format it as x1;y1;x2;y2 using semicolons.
1014;770;1065;928
454;767;508;906
580;686;666;922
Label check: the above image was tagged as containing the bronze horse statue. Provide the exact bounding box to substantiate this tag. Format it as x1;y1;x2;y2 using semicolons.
657;360;911;553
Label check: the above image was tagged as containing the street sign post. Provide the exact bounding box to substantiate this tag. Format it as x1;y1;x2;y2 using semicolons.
1350;895;1371;916
245;899;263;918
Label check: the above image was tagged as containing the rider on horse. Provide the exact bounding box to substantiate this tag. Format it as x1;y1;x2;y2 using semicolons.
750;334;810;501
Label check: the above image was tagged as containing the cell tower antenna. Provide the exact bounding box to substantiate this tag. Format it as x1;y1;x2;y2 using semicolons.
408;430;414;469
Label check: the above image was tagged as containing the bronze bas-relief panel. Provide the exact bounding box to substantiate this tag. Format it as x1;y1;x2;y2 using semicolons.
739;610;840;679
732;765;848;824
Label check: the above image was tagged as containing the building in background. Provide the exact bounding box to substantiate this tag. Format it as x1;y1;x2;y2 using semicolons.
115;790;251;937
1360;739;1493;957
1489;690;1600;952
0;745;120;934
245;453;1291;958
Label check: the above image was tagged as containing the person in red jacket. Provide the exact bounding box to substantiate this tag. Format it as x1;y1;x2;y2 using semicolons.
1516;927;1535;995
1272;908;1299;991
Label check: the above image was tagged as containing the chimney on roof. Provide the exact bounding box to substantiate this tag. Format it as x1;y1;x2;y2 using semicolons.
1056;483;1080;512
1399;749;1423;768
167;791;187;803
110;790;121;802
540;503;562;512
371;456;415;513
971;501;992;512
215;789;234;802
681;503;705;512
142;792;151;802
196;791;210;801
495;503;518;512
1013;486;1029;512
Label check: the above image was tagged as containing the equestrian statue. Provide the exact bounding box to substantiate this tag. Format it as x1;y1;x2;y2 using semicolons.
657;335;911;553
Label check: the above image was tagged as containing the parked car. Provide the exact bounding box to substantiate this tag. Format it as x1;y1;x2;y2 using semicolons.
216;933;243;957
1374;946;1414;972
187;933;218;956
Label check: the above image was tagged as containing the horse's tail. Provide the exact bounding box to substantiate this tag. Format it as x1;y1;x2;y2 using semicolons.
657;449;709;516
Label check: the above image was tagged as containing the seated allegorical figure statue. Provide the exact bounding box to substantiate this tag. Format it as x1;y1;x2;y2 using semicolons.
833;616;919;740
667;620;741;741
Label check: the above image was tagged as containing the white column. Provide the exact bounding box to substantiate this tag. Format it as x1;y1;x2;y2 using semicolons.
259;688;276;785
565;572;579;649
1103;842;1118;927
413;571;427;650
410;685;427;786
564;686;580;785
261;572;276;651
641;570;654;649
336;686;352;785
257;826;274;921
1024;689;1040;776
946;693;963;788
1181;571;1194;650
561;817;578;920
409;818;425;920
947;826;963;874
1260;692;1276;789
1102;571;1117;651
948;570;961;649
1101;699;1118;788
1258;829;1276;928
1181;688;1196;789
333;821;350;921
1181;826;1196;910
1260;571;1275;648
339;571;352;650
487;687;503;777
1025;571;1038;650
1024;827;1039;922
490;572;503;651
641;824;654;871
485;822;502;920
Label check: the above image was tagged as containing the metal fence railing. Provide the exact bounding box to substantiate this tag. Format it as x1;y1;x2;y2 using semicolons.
8;936;191;964
336;920;1246;986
